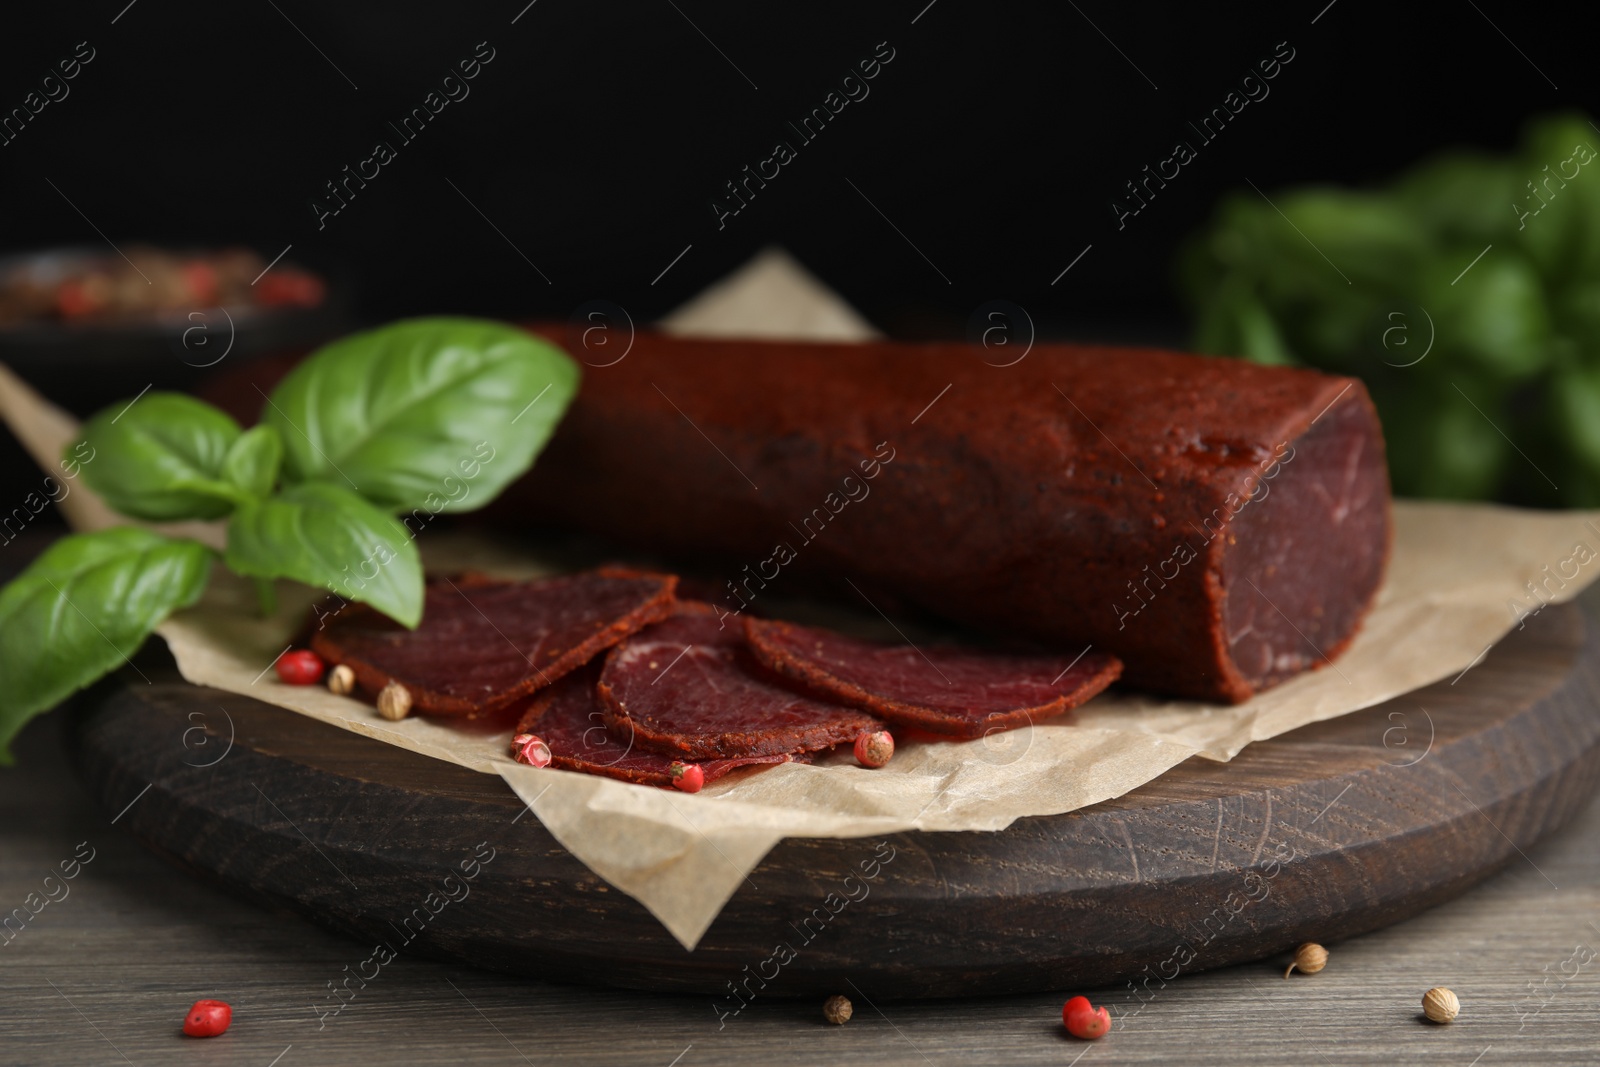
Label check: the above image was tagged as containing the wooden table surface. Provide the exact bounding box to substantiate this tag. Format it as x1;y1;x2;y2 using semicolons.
3;560;1599;1065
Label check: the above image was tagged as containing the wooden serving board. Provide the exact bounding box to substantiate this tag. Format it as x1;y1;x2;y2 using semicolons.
72;600;1600;1000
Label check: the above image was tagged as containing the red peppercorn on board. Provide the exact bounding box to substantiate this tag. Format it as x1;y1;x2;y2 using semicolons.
310;568;676;717
517;328;1392;704
743;617;1124;738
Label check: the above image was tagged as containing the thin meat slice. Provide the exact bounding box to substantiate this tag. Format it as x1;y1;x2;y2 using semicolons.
514;666;803;788
598;603;884;759
311;568;676;717
744;617;1124;738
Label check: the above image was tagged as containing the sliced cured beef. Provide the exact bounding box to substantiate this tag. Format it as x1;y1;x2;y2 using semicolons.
598;603;884;759
513;666;803;788
311;567;676;717
514;327;1391;703
745;618;1124;738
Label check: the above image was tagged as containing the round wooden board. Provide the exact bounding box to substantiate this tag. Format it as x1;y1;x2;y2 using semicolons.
72;600;1600;1001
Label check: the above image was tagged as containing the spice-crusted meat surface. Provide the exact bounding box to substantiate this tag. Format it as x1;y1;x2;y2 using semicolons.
517;327;1392;703
598;603;884;759
311;568;676;717
513;665;804;788
744;618;1124;738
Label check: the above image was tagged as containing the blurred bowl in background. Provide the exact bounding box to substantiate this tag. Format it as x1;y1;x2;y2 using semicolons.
0;245;352;398
0;245;357;522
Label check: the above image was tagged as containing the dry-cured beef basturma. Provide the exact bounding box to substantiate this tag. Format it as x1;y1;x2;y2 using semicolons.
312;568;1131;789
520;328;1392;703
311;568;675;716
513;665;805;788
598;604;886;759
743;618;1124;738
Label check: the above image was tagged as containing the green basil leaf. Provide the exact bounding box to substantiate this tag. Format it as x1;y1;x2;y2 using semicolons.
1233;289;1297;366
224;483;422;627
262;317;580;513
74;393;246;520
1513;113;1596;280
1392;152;1517;246
222;425;283;498
1421;252;1552;381
1551;364;1600;470
1268;191;1430;292
0;528;212;763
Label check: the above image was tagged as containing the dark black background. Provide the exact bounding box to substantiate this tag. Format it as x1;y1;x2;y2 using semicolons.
0;0;1585;342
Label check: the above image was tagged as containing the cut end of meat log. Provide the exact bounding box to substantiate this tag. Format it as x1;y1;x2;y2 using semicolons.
1108;376;1393;702
1218;385;1391;700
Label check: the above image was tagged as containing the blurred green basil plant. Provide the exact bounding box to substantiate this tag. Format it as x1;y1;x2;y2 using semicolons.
1182;112;1600;507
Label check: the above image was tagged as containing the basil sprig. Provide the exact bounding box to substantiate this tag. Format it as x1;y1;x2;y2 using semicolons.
0;528;212;755
264;317;580;513
0;317;579;761
75;393;250;520
225;483;422;628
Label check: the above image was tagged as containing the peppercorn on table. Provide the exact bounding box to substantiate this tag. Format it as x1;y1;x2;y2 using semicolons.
4;531;1600;1065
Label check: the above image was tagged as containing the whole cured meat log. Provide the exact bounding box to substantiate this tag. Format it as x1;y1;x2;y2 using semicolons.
520;329;1391;703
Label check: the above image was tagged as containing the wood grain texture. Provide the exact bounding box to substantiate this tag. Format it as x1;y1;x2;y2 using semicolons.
62;596;1600;1002
1;581;1596;1064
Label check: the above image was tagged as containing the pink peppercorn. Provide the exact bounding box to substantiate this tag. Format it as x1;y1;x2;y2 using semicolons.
853;730;895;768
670;762;705;793
275;649;324;686
511;733;551;768
182;999;231;1037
